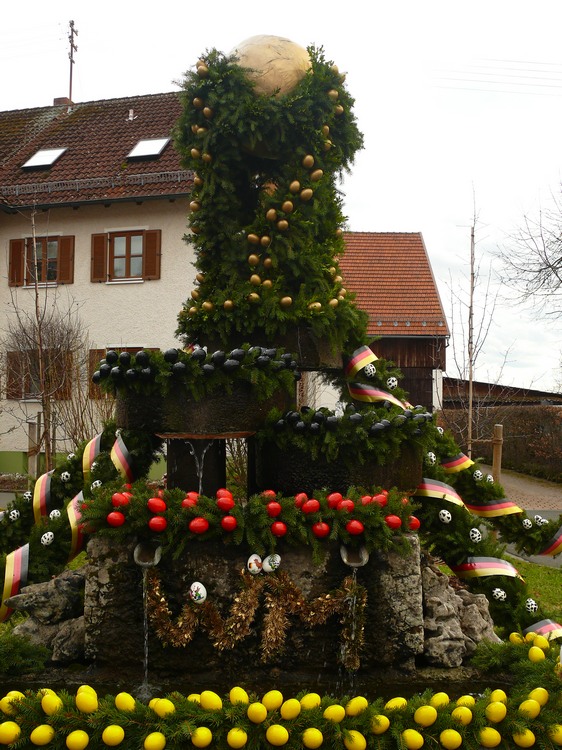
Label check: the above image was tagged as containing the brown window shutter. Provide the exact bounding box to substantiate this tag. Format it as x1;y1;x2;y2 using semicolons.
143;229;161;280
52;352;73;400
8;239;25;287
58;236;75;284
91;234;108;282
88;349;105;399
6;351;23;399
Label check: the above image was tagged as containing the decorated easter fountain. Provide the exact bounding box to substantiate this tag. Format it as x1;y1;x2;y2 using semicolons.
1;35;562;750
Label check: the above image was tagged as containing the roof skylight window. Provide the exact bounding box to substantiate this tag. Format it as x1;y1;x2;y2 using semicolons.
127;138;170;159
22;147;67;169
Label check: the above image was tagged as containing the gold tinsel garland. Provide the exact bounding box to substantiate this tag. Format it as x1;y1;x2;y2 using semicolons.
146;569;367;670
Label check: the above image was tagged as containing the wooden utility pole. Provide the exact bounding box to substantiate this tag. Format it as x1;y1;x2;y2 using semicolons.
68;20;78;103
467;224;475;457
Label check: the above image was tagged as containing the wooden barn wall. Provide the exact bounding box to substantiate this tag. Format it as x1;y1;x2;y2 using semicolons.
370;336;447;370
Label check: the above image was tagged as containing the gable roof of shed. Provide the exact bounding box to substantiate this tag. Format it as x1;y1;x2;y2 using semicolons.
0;92;191;209
341;231;449;339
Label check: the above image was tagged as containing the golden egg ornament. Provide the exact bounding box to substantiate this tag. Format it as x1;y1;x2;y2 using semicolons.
247;233;260;245
248;292;260;304
223;300;234;310
310;169;323;182
263;257;273;268
196;272;205;282
302;154;315;168
248;254;260;266
250;274;262;286
262;279;273;289
189;306;198;316
266;209;278;221
327;88;339;100
203;107;213;119
196;127;207;136
260;235;271;247
289;181;301;193
334;104;345;115
193;175;203;187
201;301;214;312
196;64;209;78
192;97;204;109
190;148;201;160
277;219;289;231
328;298;339;307
282;200;294;213
201;152;212;163
308;302;322;311
300;188;313;201
280;296;293;307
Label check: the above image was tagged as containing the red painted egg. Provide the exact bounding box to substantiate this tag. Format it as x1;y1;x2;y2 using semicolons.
302;499;320;514
189;517;209;534
148;516;167;532
111;492;128;507
217;496;235;512
216;488;233;499
261;489;277;499
385;514;402;530
266;501;282;518
327;492;343;509
337;499;355;513
346;519;365;535
147;497;167;513
294;492;308;508
107;511;125;527
312;521;331;538
271;521;287;537
408;516;421;531
221;515;237;532
372;493;388;508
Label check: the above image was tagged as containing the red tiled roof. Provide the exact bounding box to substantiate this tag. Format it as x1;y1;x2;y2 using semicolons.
0;92;192;208
341;232;449;338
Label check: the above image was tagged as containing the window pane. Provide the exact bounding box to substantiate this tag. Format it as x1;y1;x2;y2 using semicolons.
47;240;58;259
47;241;58;281
113;236;126;256
113;257;126;278
130;234;143;256
130;256;143;277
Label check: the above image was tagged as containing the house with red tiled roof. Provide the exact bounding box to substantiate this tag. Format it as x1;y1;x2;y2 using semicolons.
340;232;449;409
0;91;195;473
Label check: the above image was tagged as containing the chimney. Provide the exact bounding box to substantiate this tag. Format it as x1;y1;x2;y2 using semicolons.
53;97;73;106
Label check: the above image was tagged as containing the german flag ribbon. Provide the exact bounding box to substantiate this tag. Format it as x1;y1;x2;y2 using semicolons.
0;544;29;622
32;470;54;524
67;492;85;562
348;382;405;409
441;453;474;473
110;433;134;482
524;618;562;640
539;524;562;557
463;500;523;518
413;479;464;506
82;433;102;477
452;556;524;580
344;346;378;379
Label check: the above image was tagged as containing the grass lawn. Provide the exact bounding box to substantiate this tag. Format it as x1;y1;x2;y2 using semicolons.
506;554;562;620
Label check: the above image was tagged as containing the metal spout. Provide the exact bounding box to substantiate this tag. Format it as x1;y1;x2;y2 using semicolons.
134;542;162;568
340;545;369;568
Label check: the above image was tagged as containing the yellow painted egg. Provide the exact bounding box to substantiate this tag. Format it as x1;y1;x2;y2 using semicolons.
148;699;160;710
345;696;368;716
187;694;200;704
456;695;475;707
343;730;366;750
5;691;24;702
115;692;136;712
280;699;301;720
77;685;97;697
479;728;502;748
440;729;462;749
509;632;524;645
30;724;56;746
371;715;390;734
451;706;472;726
226;728;247;748
485;701;507;723
401;729;424;750
414;705;437;727
101;725;125;746
524;632;536;643
41;693;62;716
518;699;541;719
191;727;212;748
143;731;166;750
153;699;175;718
533;635;549;650
430;692;450;708
66;729;90;750
0;720;21;744
200;691;222;711
548;725;562;745
300;693;321;711
229;687;249;705
75;691;98;713
262;691;283;712
265;725;289;746
0;697;17;716
247;702;267;723
513;729;536;748
323;704;345;723
528;688;549;706
384;697;407;711
302;728;324;749
489;689;507;704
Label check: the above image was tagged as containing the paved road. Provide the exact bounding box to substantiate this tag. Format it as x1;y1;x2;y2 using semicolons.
481;465;562;568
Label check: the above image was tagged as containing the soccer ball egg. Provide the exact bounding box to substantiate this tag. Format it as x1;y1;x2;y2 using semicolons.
41;531;55;546
49;509;61;520
386;376;398;390
469;528;482;543
425;451;437;465
437;426;444;435
473;470;483;482
67;453;76;460
438;509;452;524
534;515;548;526
525;598;539;613
363;363;377;378
91;480;103;490
8;509;20;521
60;471;71;483
522;518;533;530
23;491;32;501
492;588;507;601
486;474;494;483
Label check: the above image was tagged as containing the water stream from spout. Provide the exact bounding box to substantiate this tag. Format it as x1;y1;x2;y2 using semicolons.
134;543;162;701
185;440;213;495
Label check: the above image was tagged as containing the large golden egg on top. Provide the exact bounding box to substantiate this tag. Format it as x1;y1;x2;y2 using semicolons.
230;35;311;97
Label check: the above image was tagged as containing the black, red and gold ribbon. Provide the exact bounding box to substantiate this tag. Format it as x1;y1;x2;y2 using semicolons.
441;453;474;473
524;618;562;640
344;346;378;379
0;544;29;622
82;433;102;477
110;433;134;482
413;478;464;506
348;382;405;409
463;499;523;518
32;470;54;524
67;492;85;562
538;524;562;557
452;556;524;580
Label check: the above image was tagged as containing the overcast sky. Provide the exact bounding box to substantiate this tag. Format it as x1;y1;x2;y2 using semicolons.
3;1;562;391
